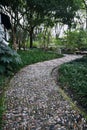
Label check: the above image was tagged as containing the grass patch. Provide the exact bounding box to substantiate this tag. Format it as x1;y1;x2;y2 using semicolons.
58;56;87;112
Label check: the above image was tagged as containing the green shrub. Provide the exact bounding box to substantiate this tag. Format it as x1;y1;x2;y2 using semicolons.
0;41;21;75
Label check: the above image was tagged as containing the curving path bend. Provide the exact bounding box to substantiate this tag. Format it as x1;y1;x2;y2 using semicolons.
3;54;87;130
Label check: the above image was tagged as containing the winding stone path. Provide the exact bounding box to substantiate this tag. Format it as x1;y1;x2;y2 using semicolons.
3;55;87;130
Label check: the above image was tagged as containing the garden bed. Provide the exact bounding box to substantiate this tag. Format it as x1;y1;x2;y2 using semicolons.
58;56;87;113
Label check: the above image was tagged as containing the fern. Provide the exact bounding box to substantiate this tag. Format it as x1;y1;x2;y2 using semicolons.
0;41;22;75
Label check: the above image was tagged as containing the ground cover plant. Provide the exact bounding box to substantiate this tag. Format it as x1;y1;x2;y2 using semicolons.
0;76;6;129
58;56;87;112
18;48;63;68
0;75;10;130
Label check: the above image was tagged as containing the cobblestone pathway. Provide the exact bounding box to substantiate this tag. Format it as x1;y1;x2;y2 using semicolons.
3;55;87;130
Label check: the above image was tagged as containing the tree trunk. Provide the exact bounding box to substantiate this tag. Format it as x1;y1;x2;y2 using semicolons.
86;6;87;29
30;27;33;48
18;40;21;50
83;0;87;29
12;26;17;51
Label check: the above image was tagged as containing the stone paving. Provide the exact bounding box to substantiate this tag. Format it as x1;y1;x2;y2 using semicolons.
3;54;87;130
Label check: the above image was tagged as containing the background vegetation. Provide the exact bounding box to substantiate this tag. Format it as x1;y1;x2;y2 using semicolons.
63;30;87;53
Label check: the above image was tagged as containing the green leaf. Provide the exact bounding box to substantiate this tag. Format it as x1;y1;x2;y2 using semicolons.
1;57;12;63
0;65;5;73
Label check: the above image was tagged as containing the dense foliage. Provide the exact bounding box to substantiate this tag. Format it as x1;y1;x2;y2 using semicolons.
58;56;87;111
0;41;21;75
65;30;87;50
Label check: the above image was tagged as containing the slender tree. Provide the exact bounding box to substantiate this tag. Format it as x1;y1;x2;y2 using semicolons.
82;0;87;29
